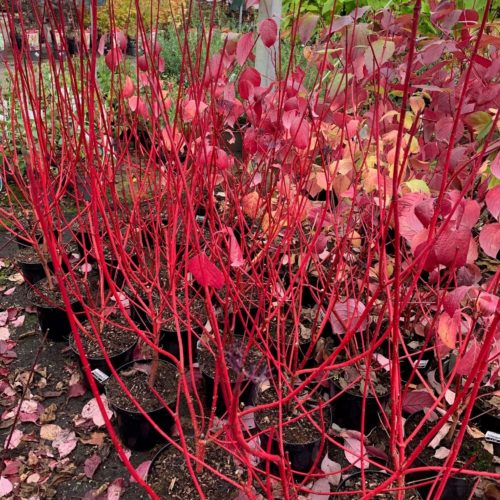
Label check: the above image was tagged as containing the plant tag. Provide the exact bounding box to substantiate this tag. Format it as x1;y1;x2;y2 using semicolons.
418;360;429;369
195;215;205;223
485;431;500;444
92;369;109;384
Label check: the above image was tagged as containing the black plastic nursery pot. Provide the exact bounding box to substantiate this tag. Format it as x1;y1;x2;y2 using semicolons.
328;373;390;432
405;411;494;500
336;471;423;499
198;335;265;417
147;437;244;498
105;359;178;451
35;299;84;341
159;326;203;363
255;384;331;476
18;259;52;285
471;388;500;435
70;329;138;393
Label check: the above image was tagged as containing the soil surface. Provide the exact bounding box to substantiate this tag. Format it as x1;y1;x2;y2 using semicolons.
69;317;138;359
254;383;329;445
337;472;422;499
105;360;178;413
148;436;244;499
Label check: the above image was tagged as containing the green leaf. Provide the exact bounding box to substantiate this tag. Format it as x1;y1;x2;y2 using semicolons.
404;179;431;194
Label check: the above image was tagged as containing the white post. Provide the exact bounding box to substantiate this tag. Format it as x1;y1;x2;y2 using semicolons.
255;0;282;85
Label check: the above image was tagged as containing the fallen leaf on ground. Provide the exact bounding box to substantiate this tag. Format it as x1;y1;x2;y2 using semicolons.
40;403;58;424
84;454;102;479
81;396;113;427
80;432;106;447
434;446;450;459
107;477;126;499
40;424;63;441
53;429;78;458
4;428;23;449
429;424;451;449
0;476;13;496
344;437;369;469
68;382;87;399
320;454;341;486
130;460;151;483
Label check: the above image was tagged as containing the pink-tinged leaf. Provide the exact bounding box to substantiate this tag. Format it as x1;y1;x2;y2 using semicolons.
329;299;367;335
122;76;134;98
476;291;500;316
479;223;500;258
0;311;7;326
130;461;151;483
81;396;113;427
0;327;9;340
0;477;13;496
112;30;128;52
326;16;353;36
246;0;259;6
486;186;500;221
456;338;480;377
344;437;369;469
308;477;331;499
68;382;87;399
128;96;149;120
104;48;123;71
399;193;429;241
187;253;225;289
434;447;450;460
443;286;471;316
97;35;106;55
183;99;208;122
373;353;391;372
4;287;15;296
365;39;395;74
290;116;310;149
10;314;24;327
107;478;126;500
224;227;244;267
437;311;460;349
54;429;77;458
429;424;451;449
457;199;480;230
320;454;341;486
5;428;22;449
298;13;319;45
403;391;434;414
491;152;500;178
258;18;278;48
84;454;102;479
236;32;254;66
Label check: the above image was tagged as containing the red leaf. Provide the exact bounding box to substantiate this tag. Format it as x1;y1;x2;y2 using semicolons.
112;30;128;52
67;382;87;399
258;18;278;48
137;54;148;72
434;228;470;268
399;193;429;241
122;76;134;99
414;198;435;227
128;96;149;120
403;391;434;414
222;227;244;267
443;286;471;316
298;13;319;45
187;253;225;289
84;454;101;479
479;223;500;258
437;311;460;349
238;67;261;100
290;116;310;149
242;192;260;218
485;186;500;221
456;338;480;377
236;32;254;66
104;48;122;71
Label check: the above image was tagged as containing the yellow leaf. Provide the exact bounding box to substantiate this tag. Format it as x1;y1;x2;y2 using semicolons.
404;179;430;194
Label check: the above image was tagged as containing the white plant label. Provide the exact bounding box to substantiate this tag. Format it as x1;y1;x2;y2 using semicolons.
92;369;109;384
417;360;429;369
485;431;500;444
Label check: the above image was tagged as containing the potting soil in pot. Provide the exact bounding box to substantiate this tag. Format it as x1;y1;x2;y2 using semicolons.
70;316;137;359
337;471;422;499
105;361;177;413
148;436;245;499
